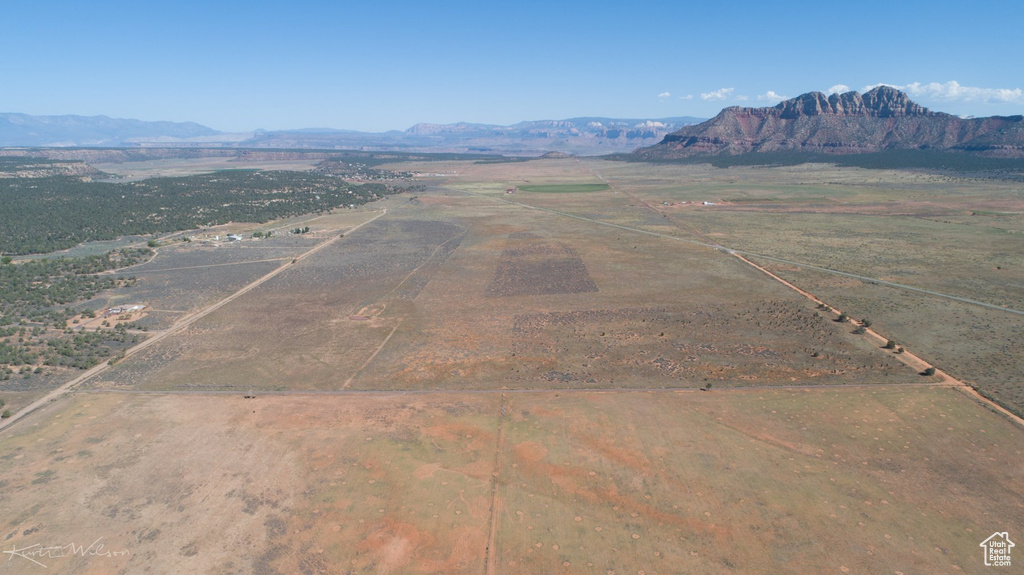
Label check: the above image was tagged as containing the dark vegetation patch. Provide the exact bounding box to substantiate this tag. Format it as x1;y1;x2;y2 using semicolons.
488;258;599;297
312;158;413;181
506;302;912;387
0;249;151;380
0;168;397;255
486;236;598;297
0;156;103;178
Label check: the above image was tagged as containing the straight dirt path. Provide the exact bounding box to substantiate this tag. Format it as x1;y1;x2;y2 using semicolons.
450;184;1024;429
74;379;953;397
493;165;1024;317
108;257;290;275
484;394;508;575
340;231;466;389
578;162;1024;317
734;253;1024;428
341;322;402;389
0;209;387;433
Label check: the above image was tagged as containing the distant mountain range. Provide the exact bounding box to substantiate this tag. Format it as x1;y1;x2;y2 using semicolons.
11;90;1023;160
0;113;220;147
634;86;1024;159
0;113;704;156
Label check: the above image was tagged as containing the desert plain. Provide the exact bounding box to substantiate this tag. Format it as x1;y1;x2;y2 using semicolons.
2;156;1023;574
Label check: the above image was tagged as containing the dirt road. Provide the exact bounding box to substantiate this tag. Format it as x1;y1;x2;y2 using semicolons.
0;209;387;433
456;184;1024;429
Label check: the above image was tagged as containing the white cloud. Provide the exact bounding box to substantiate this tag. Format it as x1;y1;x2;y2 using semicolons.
736;95;749;101
679;94;694;100
657;91;671;99
757;90;788;102
904;81;1023;103
701;88;734;101
861;81;1024;104
826;84;850;95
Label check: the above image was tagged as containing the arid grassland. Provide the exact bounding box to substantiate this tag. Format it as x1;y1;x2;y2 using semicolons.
2;154;1023;575
86;181;917;393
402;158;1024;414
1;387;1020;574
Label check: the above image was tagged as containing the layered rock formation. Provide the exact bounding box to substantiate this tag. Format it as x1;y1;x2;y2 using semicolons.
635;86;1024;159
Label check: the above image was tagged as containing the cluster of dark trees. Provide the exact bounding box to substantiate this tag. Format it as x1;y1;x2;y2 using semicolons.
0;248;153;376
0;324;139;375
0;249;151;326
0;169;393;255
0;163;405;379
312;159;414;181
43;324;139;370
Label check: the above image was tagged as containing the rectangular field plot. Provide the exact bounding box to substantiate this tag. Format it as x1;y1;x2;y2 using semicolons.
87;218;465;391
88;238;320;329
486;234;598;297
354;203;920;390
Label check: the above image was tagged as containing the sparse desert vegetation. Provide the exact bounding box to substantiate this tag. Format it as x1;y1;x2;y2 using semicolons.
1;387;1021;574
2;153;1023;574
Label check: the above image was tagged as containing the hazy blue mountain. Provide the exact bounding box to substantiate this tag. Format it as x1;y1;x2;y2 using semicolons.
0;113;221;147
0;113;706;155
245;117;706;155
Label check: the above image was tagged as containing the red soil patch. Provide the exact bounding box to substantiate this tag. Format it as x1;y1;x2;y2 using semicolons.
714;419;822;457
512;441;548;462
418;526;488;574
423;422;495;449
511;439;732;542
358;519;429;574
578;433;651;471
413;462;442;480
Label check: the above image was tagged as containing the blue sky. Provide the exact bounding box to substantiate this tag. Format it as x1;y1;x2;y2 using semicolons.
2;0;1022;132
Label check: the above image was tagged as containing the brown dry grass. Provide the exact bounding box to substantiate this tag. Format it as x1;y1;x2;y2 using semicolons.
4;155;1023;575
1;387;1020;574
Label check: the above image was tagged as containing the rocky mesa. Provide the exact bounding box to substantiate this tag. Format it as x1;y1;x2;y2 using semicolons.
634;86;1024;159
